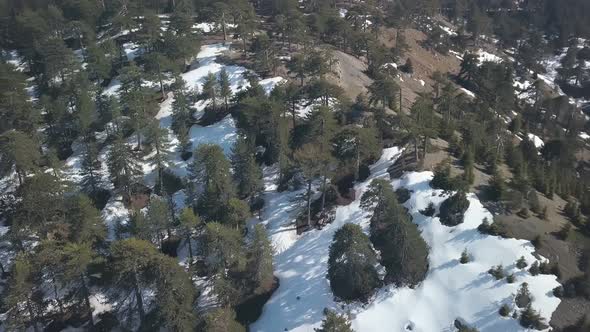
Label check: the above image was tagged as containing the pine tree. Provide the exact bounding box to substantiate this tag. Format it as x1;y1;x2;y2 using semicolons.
171;75;193;148
515;282;533;308
439;191;470;226
203;222;245;275
64;194;107;245
4;253;43;332
0;130;41;185
146;196;174;248
109;239;160;326
248;224;274;294
231;136;263;199
294;143;325;227
178;207;201;263
203;306;246;332
80;141;103;194
315;309;354;332
60;242;103;327
328;223;380;301
145;118;170;193
218;68;232;111
202;72;219;110
107;136;141;197
189;144;236;221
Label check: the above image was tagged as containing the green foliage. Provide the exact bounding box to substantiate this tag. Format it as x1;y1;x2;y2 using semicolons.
460;249;470;264
488;265;504;280
231;136;263;199
328;223;380;301
362;180;429;286
519;305;547;330
515;282;533;308
315;309;354;332
439;191;470;226
516;256;528;269
499;304;511;317
203;307;246;332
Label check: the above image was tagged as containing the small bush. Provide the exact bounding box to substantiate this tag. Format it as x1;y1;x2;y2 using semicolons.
552;286;564;298
420;202;436;217
488;265;505;280
517;207;530;219
439;191;470;226
529;261;540;276
477;217;506;237
516;256;528;269
395;188;411;204
531;235;542;248
519;305;548;330
499;304;511;317
515;282;533;308
556;222;572;240
506;274;516;283
460;249;470;264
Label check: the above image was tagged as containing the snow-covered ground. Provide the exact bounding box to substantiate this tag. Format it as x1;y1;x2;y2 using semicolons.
252;148;560;332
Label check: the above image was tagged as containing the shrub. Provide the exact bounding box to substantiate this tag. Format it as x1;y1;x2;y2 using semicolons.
552;286;564;298
395;188;411;204
499;304;511;317
519;305;548;330
529;261;540;276
488;265;505;280
315;309;353;332
460;249;470;264
439;191;470;226
328;224;380;302
431;159;454;191
529;191;541;214
420;202;436;217
515;282;533;308
506;274;516;283
531;235;542;248
517;207;530;219
556;222;572;240
516;256;528;269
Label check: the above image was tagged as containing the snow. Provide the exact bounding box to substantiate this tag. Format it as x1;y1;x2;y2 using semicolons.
579;132;590;140
527;133;544;149
477;49;503;64
419;79;426;86
460;88;476;98
252;149;560;332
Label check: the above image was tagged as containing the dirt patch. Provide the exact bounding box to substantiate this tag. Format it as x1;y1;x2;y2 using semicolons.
330;50;373;99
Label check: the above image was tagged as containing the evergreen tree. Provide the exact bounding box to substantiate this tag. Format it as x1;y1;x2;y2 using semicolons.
294;143;325;227
202;72;219;110
0;130;41;185
107;136;141;197
231;136;263;199
170;75;193;148
439;191;470;226
328;223;380;301
189;144;236;221
178;207;201;263
315;309;354;332
80;141;103;194
4;253;43;332
145;118;171;193
64;194;107;245
218;68;232;112
203;307;245;332
248;224;274;294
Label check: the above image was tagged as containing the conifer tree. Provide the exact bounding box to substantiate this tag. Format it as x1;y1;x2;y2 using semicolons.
189;144;236;221
0;130;41;185
248;224;275;294
231;136;263;199
80;141;103;194
107;136;141;197
315;309;354;332
4;253;43;332
218;68;232;111
178;207;201;263
328;223;380;301
295;143;325;226
202;72;219;110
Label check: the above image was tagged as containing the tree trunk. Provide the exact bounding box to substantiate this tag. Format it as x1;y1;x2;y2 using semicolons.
187;234;193;263
355;148;360;181
306;179;312;227
81;274;94;327
221;14;227;43
132;270;146;323
320;174;327;213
